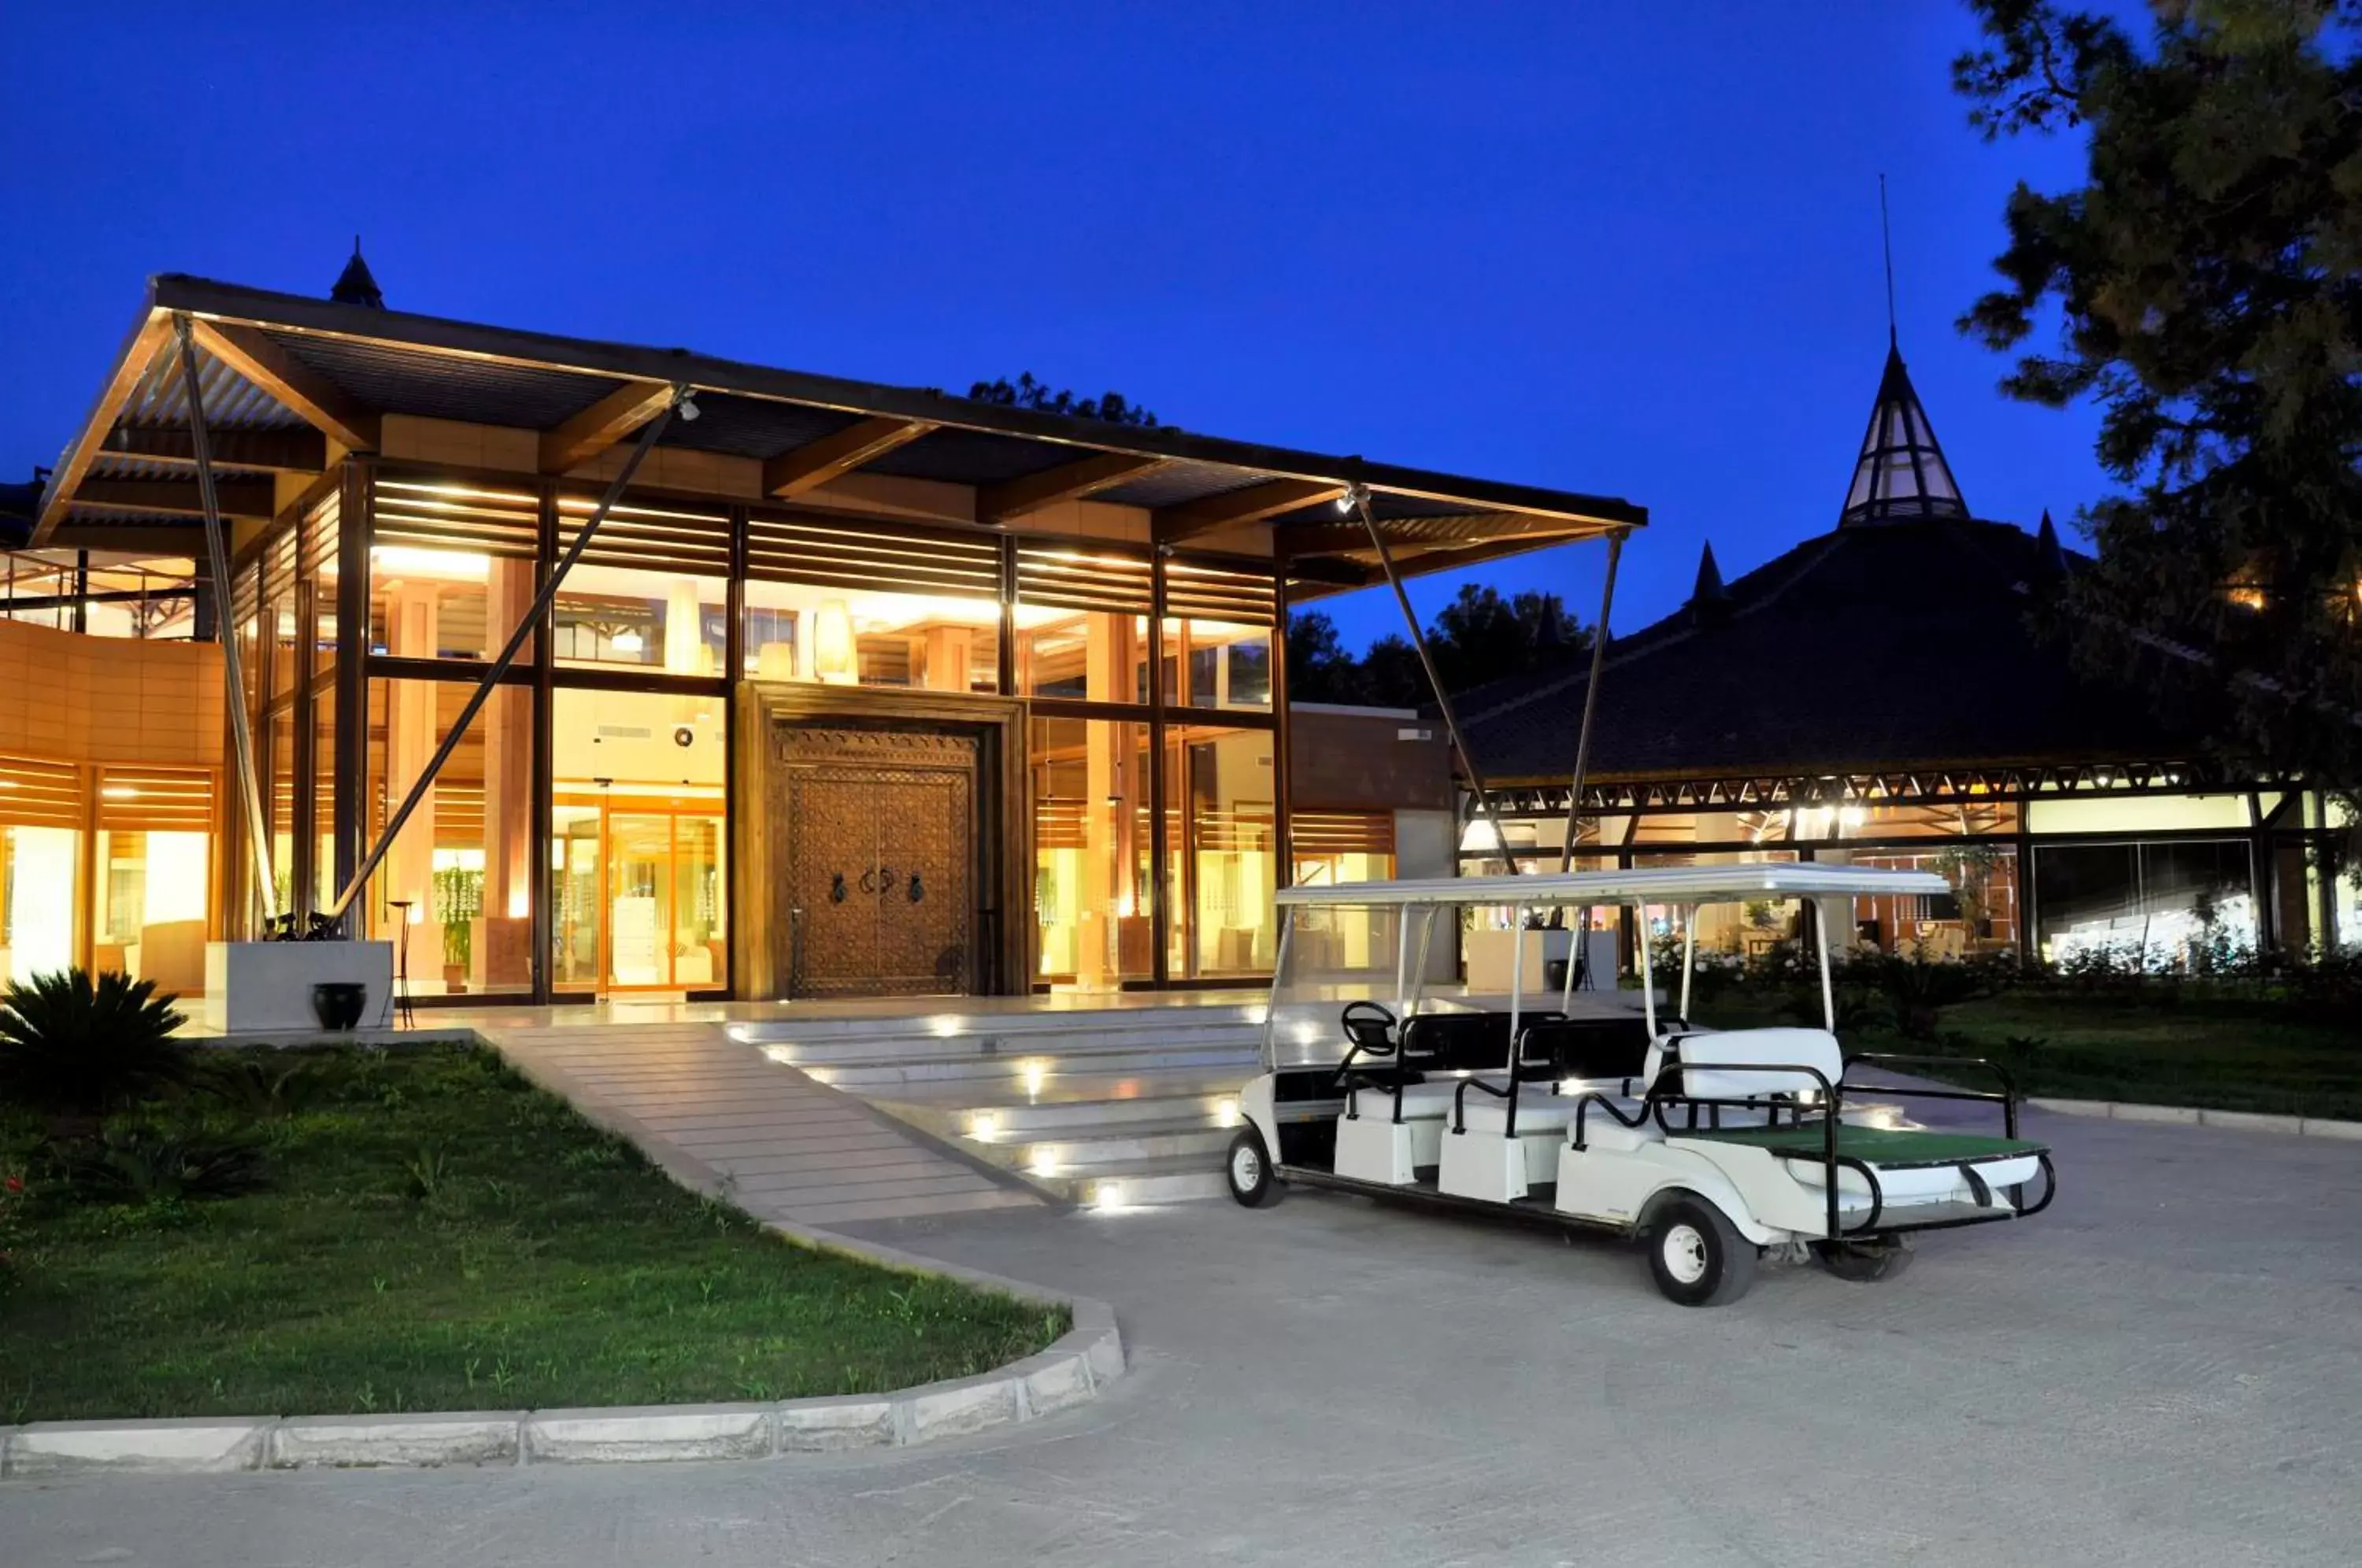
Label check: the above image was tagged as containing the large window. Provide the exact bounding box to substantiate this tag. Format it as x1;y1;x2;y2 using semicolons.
1029;718;1153;986
2034;839;2255;967
744;579;998;693
1014;545;1151;703
553;564;726;675
0;823;81;986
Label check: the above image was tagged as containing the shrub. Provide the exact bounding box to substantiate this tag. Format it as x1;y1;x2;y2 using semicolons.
0;969;189;1115
189;1053;331;1119
57;1123;269;1204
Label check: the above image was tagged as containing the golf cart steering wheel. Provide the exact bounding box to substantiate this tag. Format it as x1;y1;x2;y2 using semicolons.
1341;1000;1398;1056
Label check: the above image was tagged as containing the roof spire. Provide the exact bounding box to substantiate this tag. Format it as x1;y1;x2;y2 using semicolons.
330;236;385;310
1838;338;1968;527
2034;508;2068;580
1690;540;1731;624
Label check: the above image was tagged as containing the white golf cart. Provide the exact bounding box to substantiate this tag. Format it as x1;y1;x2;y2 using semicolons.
1224;865;2055;1306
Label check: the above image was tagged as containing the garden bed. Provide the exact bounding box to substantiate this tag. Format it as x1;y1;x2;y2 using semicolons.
0;1042;1065;1426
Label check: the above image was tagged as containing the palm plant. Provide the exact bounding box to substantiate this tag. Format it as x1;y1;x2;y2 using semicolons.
0;968;190;1114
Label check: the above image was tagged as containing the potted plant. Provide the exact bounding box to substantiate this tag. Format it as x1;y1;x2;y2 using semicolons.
431;865;482;994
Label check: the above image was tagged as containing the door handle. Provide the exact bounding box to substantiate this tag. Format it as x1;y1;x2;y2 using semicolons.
876;864;894;897
832;871;850;903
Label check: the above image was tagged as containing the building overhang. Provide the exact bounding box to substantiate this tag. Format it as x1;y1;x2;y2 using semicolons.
31;274;1645;578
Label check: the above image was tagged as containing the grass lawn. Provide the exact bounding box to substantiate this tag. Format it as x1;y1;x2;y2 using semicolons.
1699;988;2362;1120
0;1043;1065;1425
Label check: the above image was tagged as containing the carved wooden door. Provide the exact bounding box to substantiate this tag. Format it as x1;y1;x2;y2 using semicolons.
778;727;977;997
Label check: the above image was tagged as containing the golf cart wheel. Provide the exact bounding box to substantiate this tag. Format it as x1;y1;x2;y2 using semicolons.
1812;1233;1916;1283
1646;1194;1757;1307
1226;1127;1280;1208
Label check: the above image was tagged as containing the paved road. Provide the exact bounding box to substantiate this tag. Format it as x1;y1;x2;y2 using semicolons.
6;1109;2359;1566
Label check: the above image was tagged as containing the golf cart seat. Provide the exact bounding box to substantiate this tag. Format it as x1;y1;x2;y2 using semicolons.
1455;1090;1583;1137
1651;1026;1843;1103
1343;1079;1464;1122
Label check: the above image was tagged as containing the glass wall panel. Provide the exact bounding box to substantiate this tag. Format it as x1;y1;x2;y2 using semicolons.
1843;847;2020;958
368;546;538;663
1028;717;1153;986
94;830;211;993
2034;839;2256;967
1016;608;1146;702
0;825;82;985
549;687;727;994
1162;619;1273;711
554;564;727;675
1626;849;1804;955
268;712;296;915
744;579;998;693
1165;724;1277;979
365;676;535;997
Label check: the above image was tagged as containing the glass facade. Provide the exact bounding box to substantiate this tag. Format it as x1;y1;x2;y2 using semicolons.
192;459;1288;1001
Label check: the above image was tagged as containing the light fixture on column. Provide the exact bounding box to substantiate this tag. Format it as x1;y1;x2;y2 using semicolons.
813;599;856;684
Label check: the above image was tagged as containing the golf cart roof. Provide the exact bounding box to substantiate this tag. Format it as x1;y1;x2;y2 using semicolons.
1275;865;1949;908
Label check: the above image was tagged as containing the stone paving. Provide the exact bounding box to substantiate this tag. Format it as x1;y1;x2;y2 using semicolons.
479;1016;1042;1226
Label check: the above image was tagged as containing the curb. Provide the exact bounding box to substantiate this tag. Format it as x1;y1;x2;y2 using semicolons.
2028;1096;2362;1141
0;1300;1123;1476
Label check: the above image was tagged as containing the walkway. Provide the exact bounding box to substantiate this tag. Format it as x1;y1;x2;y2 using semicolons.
477;1015;1042;1227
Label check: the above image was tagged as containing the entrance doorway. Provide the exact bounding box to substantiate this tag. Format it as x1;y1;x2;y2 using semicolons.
778;725;980;997
551;800;727;994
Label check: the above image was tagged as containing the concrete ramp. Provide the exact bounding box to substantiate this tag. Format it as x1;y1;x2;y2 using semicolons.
478;1018;1043;1226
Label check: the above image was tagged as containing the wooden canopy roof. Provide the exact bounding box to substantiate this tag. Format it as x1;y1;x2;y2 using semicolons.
34;274;1644;588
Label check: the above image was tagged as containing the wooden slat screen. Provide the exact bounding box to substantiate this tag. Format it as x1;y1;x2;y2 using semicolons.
98;769;214;834
746;512;1002;598
1190;806;1275;852
302;490;341;579
373;476;540;560
557;493;731;576
1290;810;1396;856
1163;559;1278;627
1016;545;1153;616
0;756;86;830
1035;798;1087;851
262;523;298;604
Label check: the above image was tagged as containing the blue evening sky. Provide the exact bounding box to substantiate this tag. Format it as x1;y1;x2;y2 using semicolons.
0;3;2097;649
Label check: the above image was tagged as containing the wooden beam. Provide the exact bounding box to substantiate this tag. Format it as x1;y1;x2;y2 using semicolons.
539;379;676;473
40;523;212;554
762;416;935;497
1156;478;1350;543
978;451;1172;524
31;309;176;545
72;478;277;522
96;425;328;475
188;317;380;453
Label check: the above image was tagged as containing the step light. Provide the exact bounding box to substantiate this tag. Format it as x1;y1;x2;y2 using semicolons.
1030;1148;1061;1178
1215;1096;1241;1129
1021;1059;1050;1099
1094;1180;1127;1211
969;1111;1000;1142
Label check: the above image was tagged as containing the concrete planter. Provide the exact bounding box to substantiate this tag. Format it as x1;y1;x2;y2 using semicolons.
202;941;395;1034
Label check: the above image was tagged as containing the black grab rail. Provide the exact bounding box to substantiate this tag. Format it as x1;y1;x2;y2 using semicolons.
1839;1052;2022;1138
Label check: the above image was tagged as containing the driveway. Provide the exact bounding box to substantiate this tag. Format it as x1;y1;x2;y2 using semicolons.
4;1109;2357;1566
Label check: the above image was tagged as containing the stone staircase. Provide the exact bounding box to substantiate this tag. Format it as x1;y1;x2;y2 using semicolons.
728;1004;1266;1207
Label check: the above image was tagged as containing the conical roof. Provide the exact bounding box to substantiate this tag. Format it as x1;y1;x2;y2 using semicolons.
1838;339;1966;527
330;238;385;309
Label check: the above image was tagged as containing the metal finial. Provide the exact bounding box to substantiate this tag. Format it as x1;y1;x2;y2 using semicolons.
1879;174;1897;349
